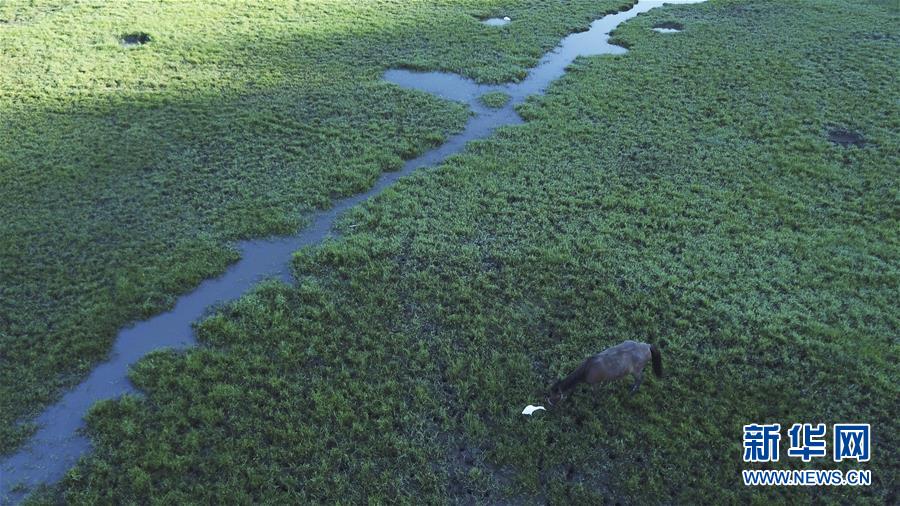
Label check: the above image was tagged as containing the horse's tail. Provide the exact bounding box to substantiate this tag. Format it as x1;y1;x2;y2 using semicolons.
650;344;663;377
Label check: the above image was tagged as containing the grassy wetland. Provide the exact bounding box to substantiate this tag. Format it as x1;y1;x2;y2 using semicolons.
3;0;899;504
0;0;636;454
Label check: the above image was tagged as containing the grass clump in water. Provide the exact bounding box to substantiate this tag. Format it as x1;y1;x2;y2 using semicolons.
479;91;512;108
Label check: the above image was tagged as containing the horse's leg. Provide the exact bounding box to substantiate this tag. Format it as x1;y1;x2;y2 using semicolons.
630;370;643;394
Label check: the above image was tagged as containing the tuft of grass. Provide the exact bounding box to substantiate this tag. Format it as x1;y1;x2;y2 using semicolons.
480;91;512;108
38;0;899;504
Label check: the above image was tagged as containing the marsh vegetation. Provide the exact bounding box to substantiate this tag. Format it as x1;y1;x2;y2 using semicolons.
1;0;898;504
480;91;513;109
0;0;636;456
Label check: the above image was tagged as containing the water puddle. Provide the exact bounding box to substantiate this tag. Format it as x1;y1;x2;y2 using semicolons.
481;17;511;27
382;69;496;108
0;1;706;502
652;22;683;33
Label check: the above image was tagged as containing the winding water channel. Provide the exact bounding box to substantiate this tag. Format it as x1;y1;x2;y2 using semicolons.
0;1;701;501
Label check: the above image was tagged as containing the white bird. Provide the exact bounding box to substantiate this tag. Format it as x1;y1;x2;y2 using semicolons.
522;404;546;415
503;16;511;21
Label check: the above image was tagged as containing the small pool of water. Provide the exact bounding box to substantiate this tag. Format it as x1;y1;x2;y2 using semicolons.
383;69;496;108
482;17;511;26
652;21;683;33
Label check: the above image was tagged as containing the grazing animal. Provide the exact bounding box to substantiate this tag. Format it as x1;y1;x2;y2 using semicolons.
547;340;662;406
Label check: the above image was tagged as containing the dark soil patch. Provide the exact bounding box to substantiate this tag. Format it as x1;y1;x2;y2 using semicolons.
121;32;151;46
827;128;866;147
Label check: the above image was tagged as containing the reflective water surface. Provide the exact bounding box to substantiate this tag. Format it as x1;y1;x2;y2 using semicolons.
482;17;511;26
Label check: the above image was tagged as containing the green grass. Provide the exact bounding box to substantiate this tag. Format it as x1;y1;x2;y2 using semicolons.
22;0;897;503
480;91;512;108
0;0;637;453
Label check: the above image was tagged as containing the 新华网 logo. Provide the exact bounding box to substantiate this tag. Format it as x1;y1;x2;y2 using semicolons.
743;423;871;463
741;423;872;487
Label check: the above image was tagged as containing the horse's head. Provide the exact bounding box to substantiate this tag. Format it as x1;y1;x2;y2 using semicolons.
546;385;566;407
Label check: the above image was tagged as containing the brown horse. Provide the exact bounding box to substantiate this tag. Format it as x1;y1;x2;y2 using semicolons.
547;340;662;406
